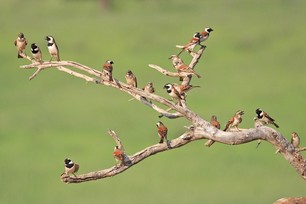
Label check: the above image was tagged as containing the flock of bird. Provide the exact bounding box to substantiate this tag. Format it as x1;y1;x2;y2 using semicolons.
15;28;301;177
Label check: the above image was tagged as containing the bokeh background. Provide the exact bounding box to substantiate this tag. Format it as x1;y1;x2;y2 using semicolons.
1;0;306;203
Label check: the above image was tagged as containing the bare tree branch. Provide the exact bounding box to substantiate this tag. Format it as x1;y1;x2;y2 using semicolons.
17;35;306;184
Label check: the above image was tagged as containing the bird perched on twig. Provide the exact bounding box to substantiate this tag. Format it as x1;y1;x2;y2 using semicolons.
163;83;184;106
62;158;79;177
156;121;168;144
169;55;201;80
173;83;200;95
113;146;125;163
224;110;244;131
125;70;137;88
30;43;43;63
102;60;114;81
176;32;201;56
205;115;221;147
255;108;279;128
199;27;214;44
291;132;300;149
14;32;27;58
142;82;155;94
45;35;60;61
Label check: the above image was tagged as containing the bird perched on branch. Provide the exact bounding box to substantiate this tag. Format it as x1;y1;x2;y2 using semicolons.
291;132;300;149
62;158;79;177
173;83;200;97
125;70;137;88
169;55;201;80
163;83;184;106
113;146;125;163
14;32;27;58
176;32;201;56
142;82;155;94
255;108;279;128
102;60;114;81
30;43;43;63
205;115;221;147
224;110;244;131
45;35;60;61
199;27;214;44
156;121;168;144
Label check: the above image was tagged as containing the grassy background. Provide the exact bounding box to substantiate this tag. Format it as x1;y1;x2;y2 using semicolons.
1;0;306;203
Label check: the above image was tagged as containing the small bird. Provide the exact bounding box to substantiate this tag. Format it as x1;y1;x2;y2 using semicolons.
142;82;155;94
176;32;201;56
199;27;214;43
156;121;168;144
14;32;27;58
173;83;200;95
113;146;124;163
63;158;79;177
163;83;184;106
45;35;60;61
291;132;300;149
205;115;221;147
102;60;114;81
224;110;244;131
255;108;279;128
125;70;137;88
30;43;43;63
169;55;201;80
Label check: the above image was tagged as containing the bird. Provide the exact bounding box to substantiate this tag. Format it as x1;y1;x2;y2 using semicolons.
224;110;244;131
113;146;124;163
173;83;200;95
156;121;168;144
102;60;114;81
199;27;214;44
14;32;27;58
142;82;155;94
163;83;184;106
30;43;43;63
205;115;221;147
291;132;300;149
63;158;79;177
125;70;137;88
255;108;279;128
176;32;201;56
45;35;60;61
169;55;201;80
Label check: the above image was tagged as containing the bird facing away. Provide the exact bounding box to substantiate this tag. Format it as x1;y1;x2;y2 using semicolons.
173;83;200;95
156;121;168;144
63;158;79;177
176;32;201;56
199;27;214;43
125;70;137;88
142;82;155;94
224;110;244;131
113;146;125;163
291;132;300;149
30;43;43;63
205;115;221;147
169;55;201;80
14;32;28;58
102;60;114;81
255;108;279;128
45;35;60;61
163;83;184;106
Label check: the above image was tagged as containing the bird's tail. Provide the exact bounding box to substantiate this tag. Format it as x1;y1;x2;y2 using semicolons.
159;138;164;144
273;122;279;128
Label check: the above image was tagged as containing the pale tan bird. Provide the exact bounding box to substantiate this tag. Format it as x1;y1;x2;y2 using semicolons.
142;82;155;94
291;132;300;149
169;55;201;80
14;32;27;58
125;70;137;88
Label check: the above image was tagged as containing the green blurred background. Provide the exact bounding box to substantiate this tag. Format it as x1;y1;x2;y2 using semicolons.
1;0;306;203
